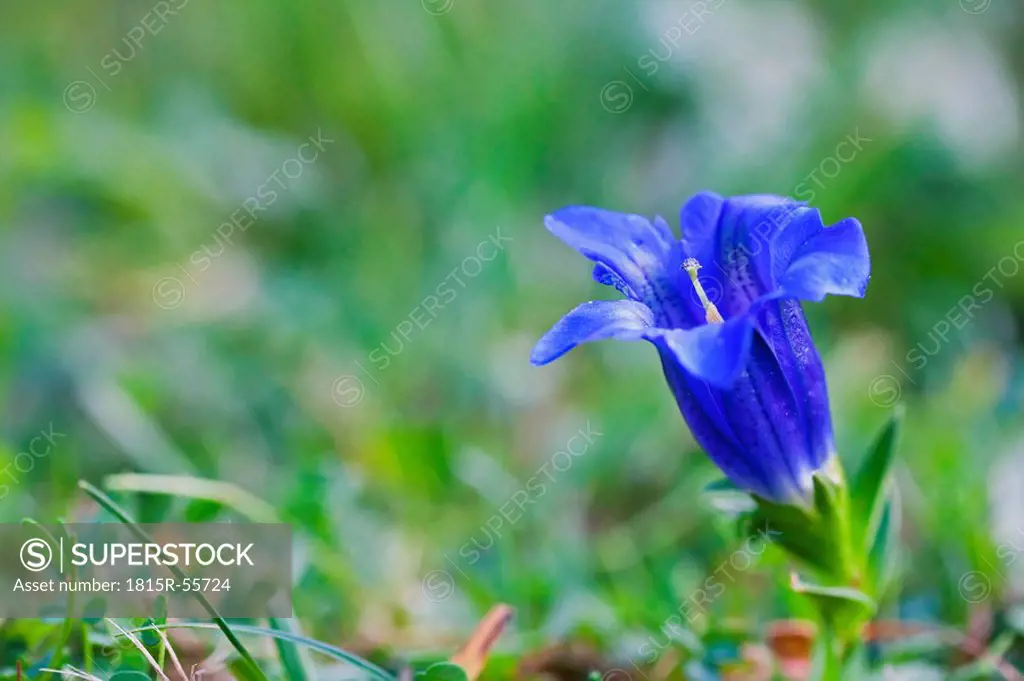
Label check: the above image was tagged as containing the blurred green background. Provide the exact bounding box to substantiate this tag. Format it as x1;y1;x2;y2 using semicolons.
2;0;1024;675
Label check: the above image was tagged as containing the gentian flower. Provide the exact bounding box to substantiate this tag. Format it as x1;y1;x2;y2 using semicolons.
531;192;870;504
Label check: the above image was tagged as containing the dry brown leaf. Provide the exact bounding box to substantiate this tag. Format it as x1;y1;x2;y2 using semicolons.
449;604;515;681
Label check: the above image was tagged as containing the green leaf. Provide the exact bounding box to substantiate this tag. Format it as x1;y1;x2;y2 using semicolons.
851;406;904;547
812;475;855;583
269;616;317;681
231;657;269;681
746;497;838;576
103;474;278;522
184;499;225;522
746;473;859;582
808;635;876;681
418;662;469;681
789;573;876;637
866;487;902;597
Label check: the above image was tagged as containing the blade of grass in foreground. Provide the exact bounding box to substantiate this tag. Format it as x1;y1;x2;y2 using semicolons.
103;473;356;590
22;519;80;681
77;480;270;681
103;473;340;681
128;622;393;681
270;617;316;681
103;474;279;522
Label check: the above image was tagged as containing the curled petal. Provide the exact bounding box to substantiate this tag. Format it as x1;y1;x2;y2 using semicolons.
530;299;654;366
592;262;637;298
772;210;871;301
545;207;677;299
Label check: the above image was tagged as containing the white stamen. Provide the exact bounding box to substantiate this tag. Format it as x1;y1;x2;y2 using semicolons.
682;258;724;324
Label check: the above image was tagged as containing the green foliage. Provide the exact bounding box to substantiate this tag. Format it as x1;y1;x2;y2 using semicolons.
418;662;469;681
850;407;903;556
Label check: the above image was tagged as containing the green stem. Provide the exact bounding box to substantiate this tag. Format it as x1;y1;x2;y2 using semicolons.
819;626;845;681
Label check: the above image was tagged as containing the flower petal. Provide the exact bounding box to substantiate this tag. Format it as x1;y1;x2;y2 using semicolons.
654;327;816;502
656;352;765;491
679;190;725;265
646;313;755;388
713;333;817;502
754;299;835;472
680;194;806;319
772;210;871;301
530;299;654;366
545;207;677;299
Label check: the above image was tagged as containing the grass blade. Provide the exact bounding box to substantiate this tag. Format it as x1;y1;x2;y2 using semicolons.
103;473;356;591
128;622;394;681
104;474;279;523
77;480;270;681
103;473;348;680
269;617;316;681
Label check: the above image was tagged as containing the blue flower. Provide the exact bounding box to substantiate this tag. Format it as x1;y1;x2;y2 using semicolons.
531;192;870;504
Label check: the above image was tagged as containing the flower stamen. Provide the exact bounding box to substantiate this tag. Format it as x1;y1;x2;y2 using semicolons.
682;258;725;324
